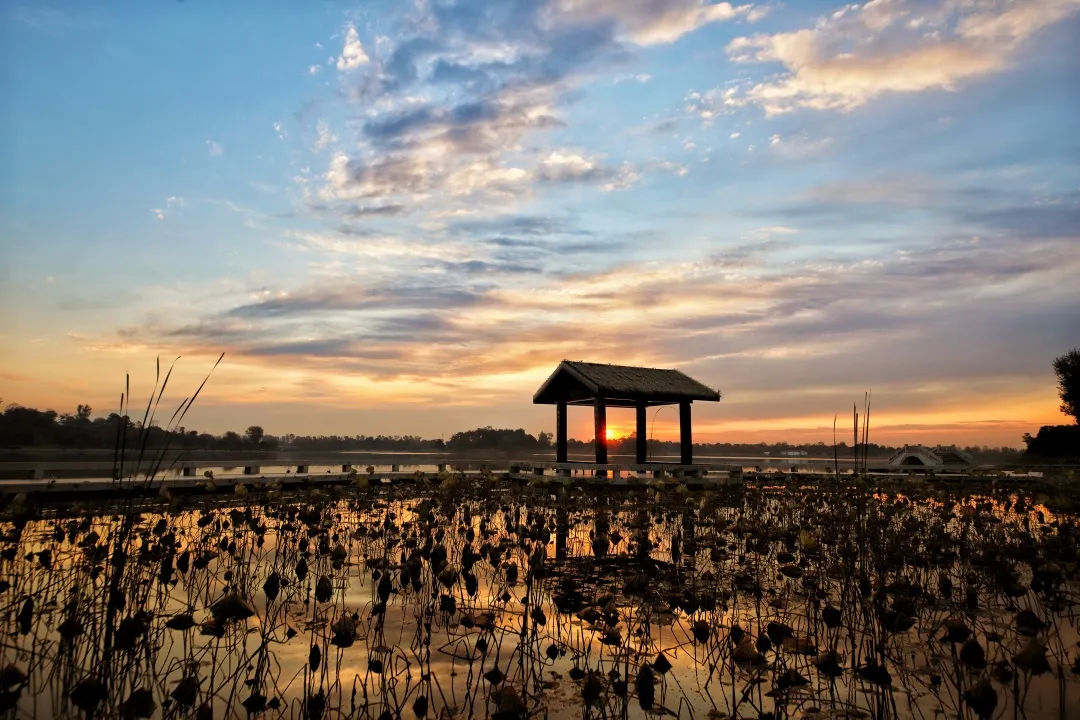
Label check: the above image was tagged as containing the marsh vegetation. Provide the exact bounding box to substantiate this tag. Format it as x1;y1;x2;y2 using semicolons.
1;473;1078;720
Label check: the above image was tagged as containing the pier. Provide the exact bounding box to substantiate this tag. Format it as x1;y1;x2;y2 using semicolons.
0;455;1053;501
0;457;748;499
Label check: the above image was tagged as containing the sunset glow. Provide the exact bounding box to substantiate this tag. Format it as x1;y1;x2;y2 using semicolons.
1;1;1078;446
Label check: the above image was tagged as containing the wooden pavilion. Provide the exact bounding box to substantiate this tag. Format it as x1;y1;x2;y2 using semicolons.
533;360;721;465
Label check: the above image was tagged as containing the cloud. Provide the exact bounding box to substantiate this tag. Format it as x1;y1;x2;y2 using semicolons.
150;195;184;221
536;149;597;181
615;72;653;84
722;0;1080;114
648;160;689;176
314;120;337;149
452;214;590;237
317;87;565;204
536;149;639;189
685;87;738;120
312;0;755;214
341;203;405;218
767;133;833;159
206;139;224;156
798;174;958;210
279;229;474;262
962;192;1080;238
93;172;1078;441
119;208;1079;401
336;24;370;71
546;0;764;45
772;173;1057;229
225;283;484;318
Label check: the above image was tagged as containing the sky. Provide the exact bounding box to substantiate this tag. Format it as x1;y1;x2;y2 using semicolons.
1;0;1078;447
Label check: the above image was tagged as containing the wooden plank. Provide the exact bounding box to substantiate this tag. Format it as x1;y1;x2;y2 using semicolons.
0;469;513;497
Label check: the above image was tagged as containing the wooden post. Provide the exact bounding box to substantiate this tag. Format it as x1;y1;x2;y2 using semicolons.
594;397;607;465
635;403;647;465
556;401;568;463
679;401;693;465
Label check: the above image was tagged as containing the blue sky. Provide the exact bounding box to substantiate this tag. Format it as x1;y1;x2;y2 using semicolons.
2;0;1078;445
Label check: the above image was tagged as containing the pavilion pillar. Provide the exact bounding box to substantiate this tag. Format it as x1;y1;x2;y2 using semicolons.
679;400;693;464
594;397;607;465
635;403;647;465
556;401;568;463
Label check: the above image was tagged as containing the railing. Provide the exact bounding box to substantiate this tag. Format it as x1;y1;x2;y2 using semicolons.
0;458;745;496
506;460;743;483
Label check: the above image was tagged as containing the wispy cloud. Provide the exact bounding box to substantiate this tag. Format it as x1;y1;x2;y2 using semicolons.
767;133;833;159
313;119;337;150
110;213;1079;417
545;0;765;45
149;195;184;221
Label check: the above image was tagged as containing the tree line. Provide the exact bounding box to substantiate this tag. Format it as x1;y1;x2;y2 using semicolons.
0;403;280;451
4;346;1073;459
0;403;1024;462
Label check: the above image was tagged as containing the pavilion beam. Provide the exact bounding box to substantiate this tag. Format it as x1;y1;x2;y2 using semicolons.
556;401;568;463
679;400;693;465
635;402;647;465
594;397;607;464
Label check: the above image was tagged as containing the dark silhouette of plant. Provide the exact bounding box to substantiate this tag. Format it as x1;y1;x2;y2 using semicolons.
1053;347;1080;423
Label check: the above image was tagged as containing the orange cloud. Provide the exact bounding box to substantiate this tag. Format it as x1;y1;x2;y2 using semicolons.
722;0;1080;114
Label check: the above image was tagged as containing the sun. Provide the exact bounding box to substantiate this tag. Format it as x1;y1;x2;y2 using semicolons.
605;428;618;441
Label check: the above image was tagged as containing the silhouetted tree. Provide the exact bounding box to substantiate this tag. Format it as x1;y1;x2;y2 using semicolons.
1054;347;1080;423
245;425;265;444
447;427;540;451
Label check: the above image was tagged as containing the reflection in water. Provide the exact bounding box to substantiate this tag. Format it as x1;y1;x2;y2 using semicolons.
1;479;1077;719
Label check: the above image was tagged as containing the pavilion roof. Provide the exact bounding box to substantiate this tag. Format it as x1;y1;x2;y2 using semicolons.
533;360;721;407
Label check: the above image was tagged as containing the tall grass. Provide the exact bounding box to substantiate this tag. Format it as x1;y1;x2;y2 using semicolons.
100;354;223;701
